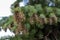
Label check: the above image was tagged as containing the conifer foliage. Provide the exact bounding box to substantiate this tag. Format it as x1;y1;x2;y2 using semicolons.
0;0;60;40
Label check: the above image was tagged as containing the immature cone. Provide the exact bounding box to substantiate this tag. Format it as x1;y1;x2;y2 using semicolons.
48;18;53;25
49;13;57;25
15;23;27;35
39;14;47;24
19;12;26;22
34;14;40;23
13;10;26;35
13;7;26;23
30;16;34;25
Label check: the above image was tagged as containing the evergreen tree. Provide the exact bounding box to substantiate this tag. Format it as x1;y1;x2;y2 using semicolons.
10;0;60;40
0;0;60;40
